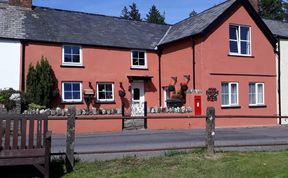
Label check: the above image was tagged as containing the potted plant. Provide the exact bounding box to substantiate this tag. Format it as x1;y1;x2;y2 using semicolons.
180;82;188;92
168;85;175;92
118;90;126;97
166;90;184;108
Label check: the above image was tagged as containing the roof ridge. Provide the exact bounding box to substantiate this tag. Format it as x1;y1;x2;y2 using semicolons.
33;5;171;27
156;26;172;48
171;0;235;27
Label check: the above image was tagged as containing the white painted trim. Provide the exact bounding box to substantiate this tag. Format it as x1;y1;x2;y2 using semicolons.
221;82;239;107
62;82;83;103
96;82;115;102
62;45;83;66
229;24;252;56
249;82;265;106
130;50;148;69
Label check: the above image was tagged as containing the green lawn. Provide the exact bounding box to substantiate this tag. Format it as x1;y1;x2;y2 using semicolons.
57;150;288;178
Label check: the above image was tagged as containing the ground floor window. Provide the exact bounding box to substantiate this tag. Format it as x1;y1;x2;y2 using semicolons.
62;82;82;103
221;82;239;107
97;83;114;102
249;83;264;106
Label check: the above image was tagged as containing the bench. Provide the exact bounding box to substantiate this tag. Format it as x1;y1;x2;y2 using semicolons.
0;114;51;178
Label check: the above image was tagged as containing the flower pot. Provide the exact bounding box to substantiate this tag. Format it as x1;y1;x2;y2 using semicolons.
166;99;184;108
118;90;126;97
168;85;175;92
181;85;188;92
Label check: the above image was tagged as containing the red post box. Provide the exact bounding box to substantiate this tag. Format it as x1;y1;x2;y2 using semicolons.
194;96;202;115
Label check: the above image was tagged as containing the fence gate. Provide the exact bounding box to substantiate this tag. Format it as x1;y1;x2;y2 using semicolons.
123;101;147;130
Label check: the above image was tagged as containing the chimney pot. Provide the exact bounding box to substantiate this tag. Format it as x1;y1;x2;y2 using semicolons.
9;0;32;8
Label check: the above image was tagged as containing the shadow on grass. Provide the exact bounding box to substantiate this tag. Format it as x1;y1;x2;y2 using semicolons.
51;155;81;178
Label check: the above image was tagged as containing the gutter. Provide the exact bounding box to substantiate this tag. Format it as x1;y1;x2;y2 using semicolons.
21;41;26;91
158;49;163;107
277;37;281;124
192;38;196;90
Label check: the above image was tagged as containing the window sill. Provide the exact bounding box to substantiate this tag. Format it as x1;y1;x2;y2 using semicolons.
61;65;85;68
228;54;255;58
221;105;241;109
61;101;84;105
95;101;116;104
130;67;148;70
249;105;266;108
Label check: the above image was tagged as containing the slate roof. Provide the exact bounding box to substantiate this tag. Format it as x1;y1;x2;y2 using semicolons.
0;0;275;49
263;19;288;38
0;2;170;50
159;0;236;45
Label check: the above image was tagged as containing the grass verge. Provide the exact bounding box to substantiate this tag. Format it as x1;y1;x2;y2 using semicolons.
55;150;288;178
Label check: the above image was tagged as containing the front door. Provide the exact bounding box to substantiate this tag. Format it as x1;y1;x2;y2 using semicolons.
131;81;145;117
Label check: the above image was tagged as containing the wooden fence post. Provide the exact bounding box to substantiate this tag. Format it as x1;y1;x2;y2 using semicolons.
206;107;215;154
66;106;76;172
144;101;147;129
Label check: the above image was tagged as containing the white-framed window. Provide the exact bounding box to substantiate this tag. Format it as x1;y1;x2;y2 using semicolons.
249;83;264;106
62;82;82;103
97;83;114;102
131;50;147;69
62;45;82;66
229;25;251;56
221;82;239;107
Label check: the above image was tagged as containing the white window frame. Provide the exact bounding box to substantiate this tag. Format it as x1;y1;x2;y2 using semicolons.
131;50;147;69
62;82;82;103
96;82;115;102
62;45;83;66
229;24;252;56
249;83;265;106
221;82;239;107
163;87;171;108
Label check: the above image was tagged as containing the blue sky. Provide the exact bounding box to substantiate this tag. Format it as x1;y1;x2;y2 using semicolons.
33;0;225;24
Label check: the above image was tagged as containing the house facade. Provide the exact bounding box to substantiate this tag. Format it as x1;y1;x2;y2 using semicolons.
0;0;280;132
264;19;288;125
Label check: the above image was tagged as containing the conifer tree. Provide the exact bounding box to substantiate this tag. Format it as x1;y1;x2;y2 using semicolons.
129;3;141;21
259;0;285;20
121;6;129;19
146;5;166;24
26;57;56;107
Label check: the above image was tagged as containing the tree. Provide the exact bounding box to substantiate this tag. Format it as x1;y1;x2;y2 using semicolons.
121;6;129;19
129;3;141;21
189;10;198;17
26;57;57;107
259;0;285;20
0;88;18;111
120;3;142;21
146;5;166;24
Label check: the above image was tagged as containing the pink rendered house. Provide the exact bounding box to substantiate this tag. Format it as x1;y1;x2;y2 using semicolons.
0;0;278;133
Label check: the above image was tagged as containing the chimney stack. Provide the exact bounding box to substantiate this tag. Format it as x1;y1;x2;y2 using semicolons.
9;0;32;8
248;0;259;12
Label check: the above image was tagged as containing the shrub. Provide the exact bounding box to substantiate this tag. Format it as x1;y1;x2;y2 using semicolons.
0;88;19;111
26;57;58;107
28;103;46;111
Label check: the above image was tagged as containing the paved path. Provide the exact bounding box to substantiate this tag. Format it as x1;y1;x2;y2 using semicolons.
51;126;288;160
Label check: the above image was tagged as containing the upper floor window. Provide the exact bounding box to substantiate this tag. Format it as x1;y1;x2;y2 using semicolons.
62;45;82;66
229;25;251;56
249;83;264;106
62;82;82;103
131;50;147;69
97;83;114;102
221;82;239;107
